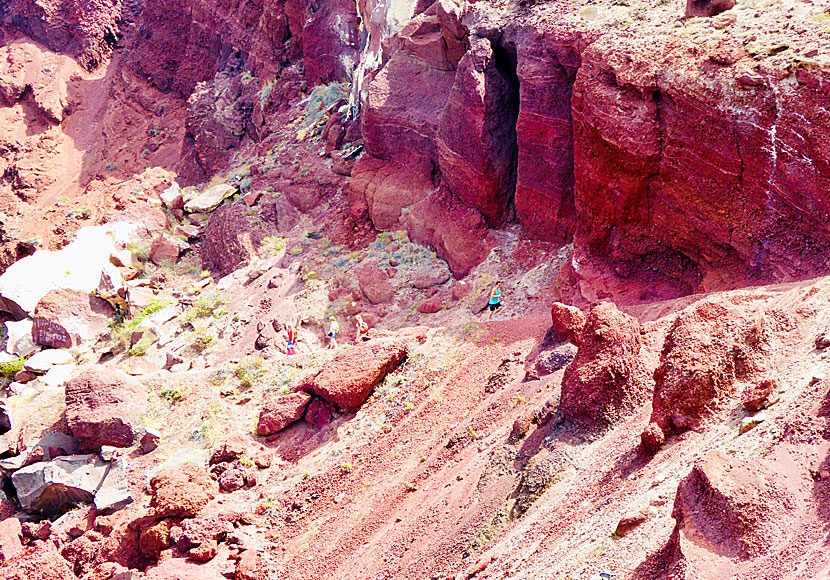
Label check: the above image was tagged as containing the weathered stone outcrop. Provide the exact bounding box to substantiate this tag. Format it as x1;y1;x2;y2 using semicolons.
200;203;274;277
560;302;652;431
648;299;772;436
669;451;796;567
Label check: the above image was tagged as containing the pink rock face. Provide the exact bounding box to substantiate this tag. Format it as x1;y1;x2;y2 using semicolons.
355;262;394;305
64;367;147;451
149;465;219;518
301;335;422;412
560;302;652;430
32;289;113;348
257;391;312;436
401;192;494;278
670;451;795;565
143;556;226;580
235;549;267;580
349;154;435;230
301;0;360;84
437;36;518;227
513;27;583;243
361;1;466;163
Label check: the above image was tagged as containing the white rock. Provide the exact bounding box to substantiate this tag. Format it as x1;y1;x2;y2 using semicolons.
147;305;179;326
183;184;237;213
740;411;767;434
160;182;182;208
110;249;137;268
24;349;73;373
0;352;17;365
41;363;76;387
5;319;38;356
0;226;121;316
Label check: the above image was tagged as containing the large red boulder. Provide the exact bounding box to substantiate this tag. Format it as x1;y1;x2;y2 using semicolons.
65;368;147;451
649;299;769;435
149;466;218;518
0;518;22;563
257;391;313;436
355;262;394;305
300;332;425;412
32;289;113;348
560;302;652;430
550;302;586;344
201;204;275;278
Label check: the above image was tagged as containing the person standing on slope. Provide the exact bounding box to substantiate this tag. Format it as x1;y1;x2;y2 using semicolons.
327;315;340;349
355;314;369;342
488;282;503;320
286;323;298;355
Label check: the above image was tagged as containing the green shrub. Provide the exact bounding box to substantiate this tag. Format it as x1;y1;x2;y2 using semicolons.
105;162;118;171
235;356;264;388
0;357;25;377
128;336;153;356
159;388;182;403
260;236;288;256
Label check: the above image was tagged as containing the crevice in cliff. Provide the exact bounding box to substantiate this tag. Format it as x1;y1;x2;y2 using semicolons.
489;39;520;221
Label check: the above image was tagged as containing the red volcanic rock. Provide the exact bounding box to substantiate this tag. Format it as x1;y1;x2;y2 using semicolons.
560;302;651;430
640;422;665;454
650;300;769;435
185;65;258;175
411;267;451;289
670;451;795;563
143;556;226;580
65;368;147;451
209;436;249;465
362;2;466;164
138;519;172;560
417;296;443;314
685;0;736;18
257;392;312;436
5;0;121;70
32;289;113;348
188;538;218;562
150;233;189;264
301;0;360;84
0;541;76;580
201;204;275;278
304;398;333;430
149;466;218;518
513;27;582;243
0;518;22;562
235;549;267;580
401;192;494;278
349;154;435;230
301;333;424;412
355;262;394;305
451;280;471;300
742;378;778;412
571;35;830;291
550;302;586;344
437;36;518;226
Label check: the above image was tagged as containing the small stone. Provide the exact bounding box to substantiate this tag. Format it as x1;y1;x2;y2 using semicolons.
740;411;766;434
188;538;218;562
140;428;161;454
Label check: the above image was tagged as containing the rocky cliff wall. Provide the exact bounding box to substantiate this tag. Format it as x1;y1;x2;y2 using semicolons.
356;1;830;293
5;0;830;294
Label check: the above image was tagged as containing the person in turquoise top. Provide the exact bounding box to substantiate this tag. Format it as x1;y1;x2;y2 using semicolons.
488;282;503;320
